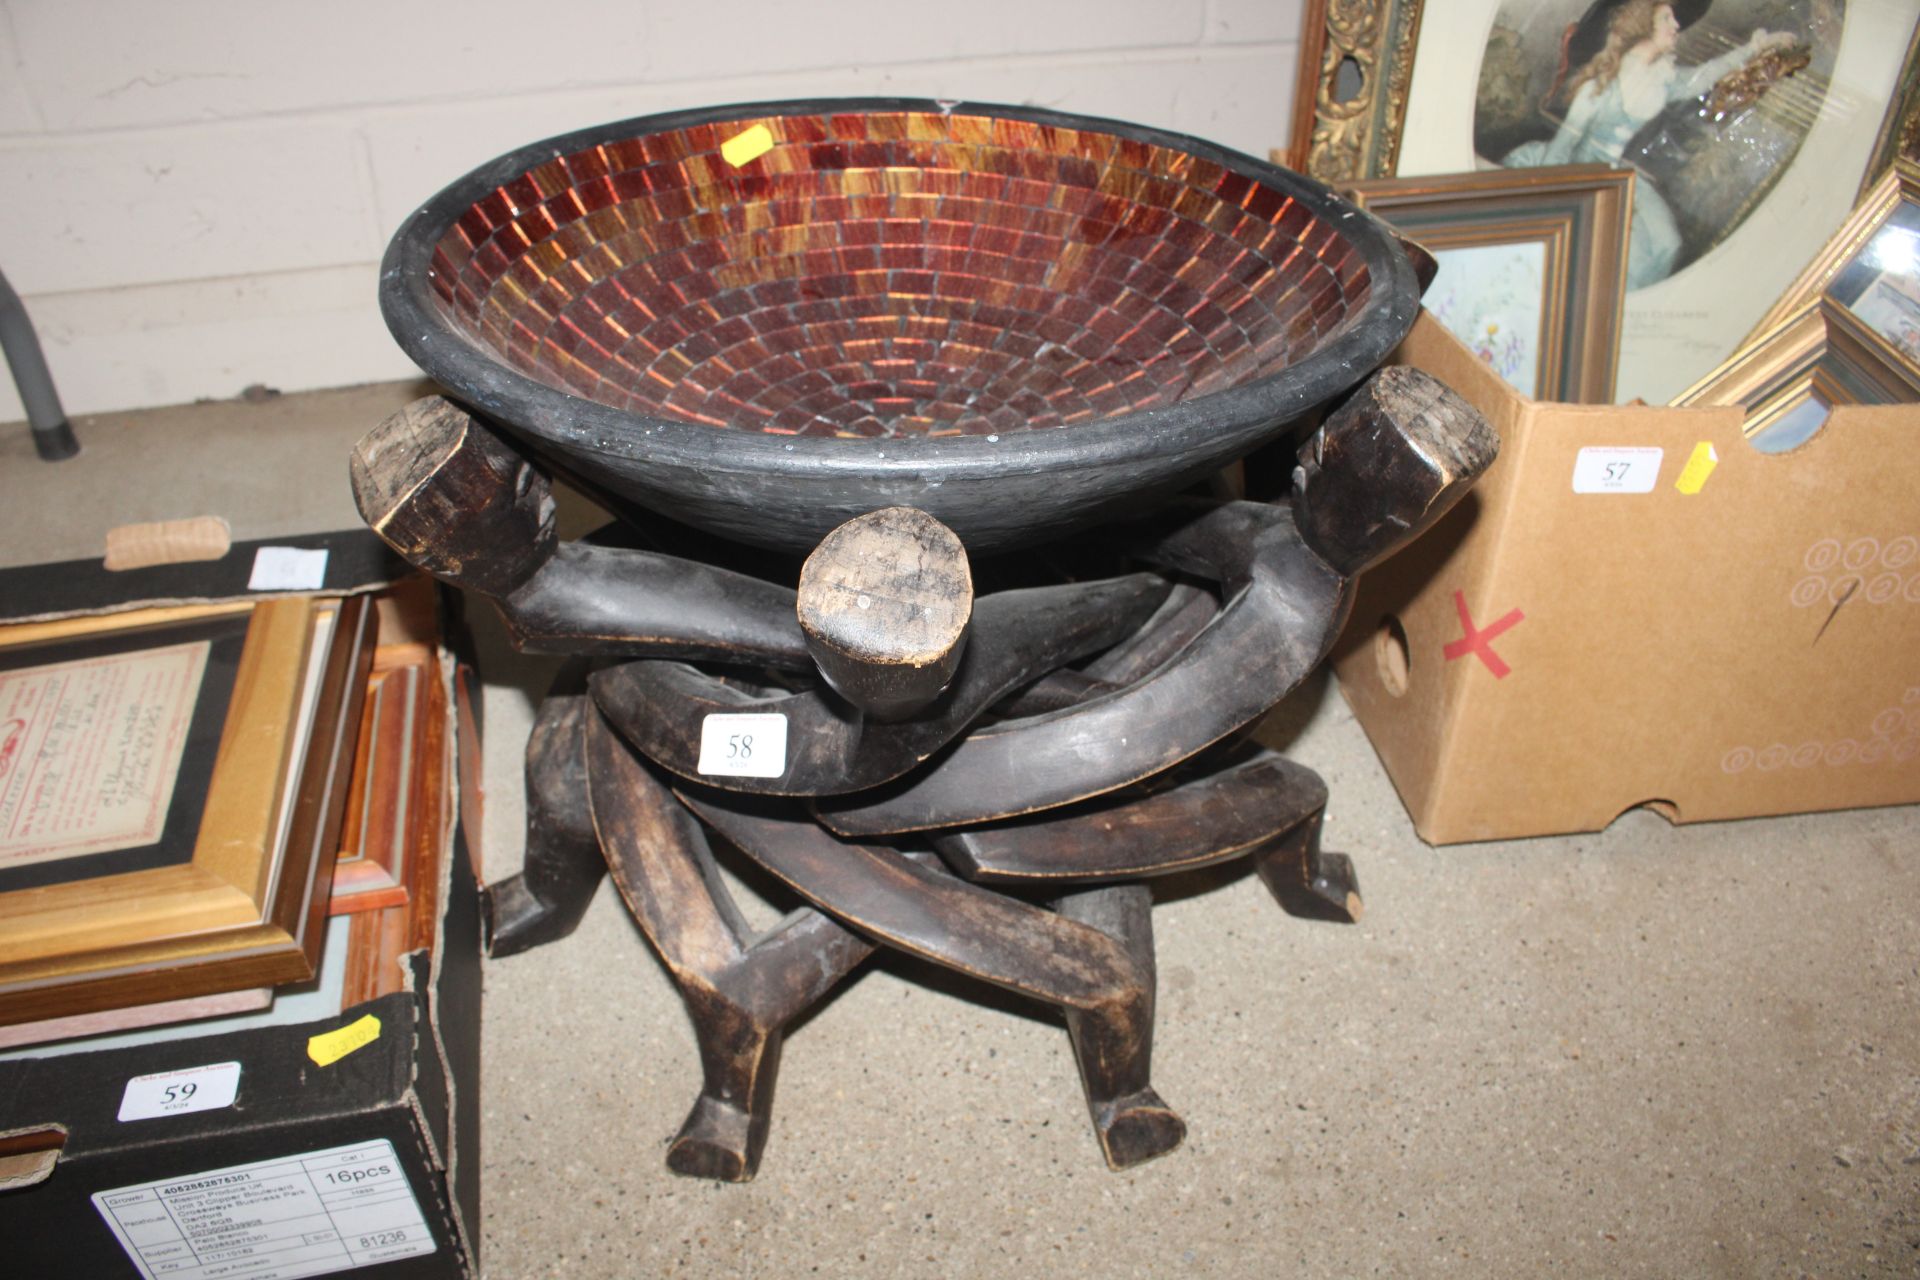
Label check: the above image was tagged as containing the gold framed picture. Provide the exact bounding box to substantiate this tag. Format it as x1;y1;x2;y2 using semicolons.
1673;296;1920;450
0;594;375;1024
1343;163;1633;402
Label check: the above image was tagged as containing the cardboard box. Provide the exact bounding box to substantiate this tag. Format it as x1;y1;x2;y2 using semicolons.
0;952;476;1279
0;543;480;1278
1332;313;1920;843
0;820;480;1277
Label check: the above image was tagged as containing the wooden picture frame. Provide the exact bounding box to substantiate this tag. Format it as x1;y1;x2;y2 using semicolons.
1282;0;1428;182
0;594;376;1024
331;576;443;917
1342;163;1633;402
1345;0;1920;404
1673;297;1920;449
342;648;451;1008
329;657;427;915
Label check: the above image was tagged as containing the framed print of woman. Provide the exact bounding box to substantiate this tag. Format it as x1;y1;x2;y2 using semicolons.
1395;0;1920;402
1490;0;1798;289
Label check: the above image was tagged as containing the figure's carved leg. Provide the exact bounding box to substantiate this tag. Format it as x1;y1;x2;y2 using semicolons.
678;786;1186;1171
1050;884;1185;1168
583;710;873;1181
484;681;606;957
1255;804;1364;925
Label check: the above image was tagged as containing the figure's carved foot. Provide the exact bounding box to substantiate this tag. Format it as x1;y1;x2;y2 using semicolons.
1255;807;1363;924
484;684;606;958
661;998;786;1182
668;1092;771;1183
1300;849;1364;924
1052;884;1185;1170
1091;1087;1187;1170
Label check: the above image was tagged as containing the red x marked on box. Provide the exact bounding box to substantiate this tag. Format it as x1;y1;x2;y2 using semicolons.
1442;590;1524;679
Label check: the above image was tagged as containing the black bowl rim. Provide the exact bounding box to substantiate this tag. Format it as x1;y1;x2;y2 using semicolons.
379;96;1420;486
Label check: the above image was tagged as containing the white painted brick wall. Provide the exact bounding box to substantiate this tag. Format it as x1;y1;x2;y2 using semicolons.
0;0;1304;422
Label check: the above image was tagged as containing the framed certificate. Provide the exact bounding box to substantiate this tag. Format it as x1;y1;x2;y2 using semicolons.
0;595;376;1025
0;611;247;890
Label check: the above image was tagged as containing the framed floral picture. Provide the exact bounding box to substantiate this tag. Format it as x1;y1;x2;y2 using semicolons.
1343;164;1634;402
1373;0;1920;402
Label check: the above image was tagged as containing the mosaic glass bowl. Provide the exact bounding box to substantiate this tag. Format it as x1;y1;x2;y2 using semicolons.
381;99;1422;552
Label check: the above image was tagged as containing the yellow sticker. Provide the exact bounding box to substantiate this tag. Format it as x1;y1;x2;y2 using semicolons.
1674;441;1718;495
721;124;775;167
307;1014;381;1068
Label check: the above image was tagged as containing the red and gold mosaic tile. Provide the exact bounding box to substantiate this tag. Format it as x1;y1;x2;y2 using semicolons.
426;111;1373;439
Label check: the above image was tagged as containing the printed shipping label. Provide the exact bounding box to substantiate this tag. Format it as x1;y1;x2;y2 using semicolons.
92;1138;435;1280
1571;446;1663;494
118;1061;241;1122
697;713;788;778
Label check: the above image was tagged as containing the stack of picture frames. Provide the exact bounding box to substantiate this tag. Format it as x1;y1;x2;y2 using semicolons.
1675;159;1920;448
0;575;455;1053
1287;0;1920;406
329;579;456;1010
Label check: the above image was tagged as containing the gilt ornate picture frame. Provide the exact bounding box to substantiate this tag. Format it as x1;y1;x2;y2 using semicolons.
1284;0;1428;182
1742;159;1920;367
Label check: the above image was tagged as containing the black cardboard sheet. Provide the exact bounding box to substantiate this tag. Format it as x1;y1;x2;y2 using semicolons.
0;529;408;625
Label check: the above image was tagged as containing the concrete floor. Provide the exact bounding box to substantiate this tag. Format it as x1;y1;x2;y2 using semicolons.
5;391;1917;1278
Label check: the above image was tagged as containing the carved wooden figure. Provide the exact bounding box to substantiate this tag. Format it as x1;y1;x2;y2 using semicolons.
351;397;810;666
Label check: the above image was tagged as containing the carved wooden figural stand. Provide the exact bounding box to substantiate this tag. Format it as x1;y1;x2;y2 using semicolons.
349;365;1495;1180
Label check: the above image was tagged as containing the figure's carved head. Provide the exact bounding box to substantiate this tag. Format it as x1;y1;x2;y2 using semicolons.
1290;367;1499;576
351;397;559;598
